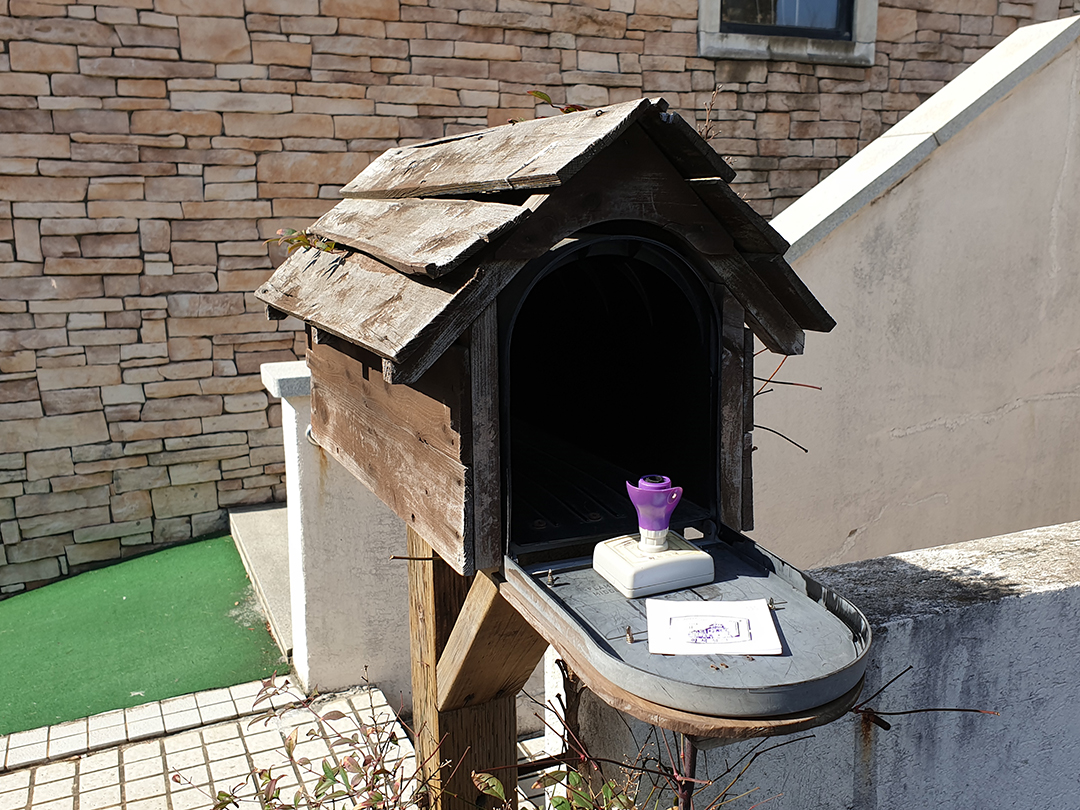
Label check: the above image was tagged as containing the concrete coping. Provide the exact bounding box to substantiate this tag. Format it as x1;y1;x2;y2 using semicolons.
811;519;1080;628
261;360;311;399
772;14;1080;263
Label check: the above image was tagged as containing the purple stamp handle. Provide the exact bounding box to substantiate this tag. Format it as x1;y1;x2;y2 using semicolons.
626;475;683;532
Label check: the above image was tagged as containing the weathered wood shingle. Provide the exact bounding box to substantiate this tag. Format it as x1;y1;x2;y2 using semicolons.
340;97;655;199
310;197;535;278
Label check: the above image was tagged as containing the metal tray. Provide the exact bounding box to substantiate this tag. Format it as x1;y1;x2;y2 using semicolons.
506;527;871;718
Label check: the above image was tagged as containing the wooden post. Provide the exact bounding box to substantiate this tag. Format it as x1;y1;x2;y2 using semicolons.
408;527;519;810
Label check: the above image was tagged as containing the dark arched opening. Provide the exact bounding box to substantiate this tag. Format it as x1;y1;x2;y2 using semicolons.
499;233;720;562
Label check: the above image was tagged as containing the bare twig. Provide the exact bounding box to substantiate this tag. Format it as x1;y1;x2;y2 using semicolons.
753;424;809;453
697;84;723;141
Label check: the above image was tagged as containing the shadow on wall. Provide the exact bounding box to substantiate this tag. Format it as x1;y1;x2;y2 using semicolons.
811;554;1028;624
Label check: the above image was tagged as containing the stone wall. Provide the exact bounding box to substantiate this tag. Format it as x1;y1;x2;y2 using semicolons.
0;0;1075;595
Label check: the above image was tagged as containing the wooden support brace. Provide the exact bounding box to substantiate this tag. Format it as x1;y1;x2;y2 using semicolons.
437;572;549;712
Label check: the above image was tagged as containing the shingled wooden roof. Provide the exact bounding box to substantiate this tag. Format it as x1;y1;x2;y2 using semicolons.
256;97;834;384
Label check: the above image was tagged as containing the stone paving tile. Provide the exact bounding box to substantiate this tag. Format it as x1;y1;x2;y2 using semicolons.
31;760;75;784
197;702;238;725
127;717;167;743
170;788;207;810
0;771;29;792
87;711;125;732
164;709;203;734
78;766;120;792
48;734;87;760
49;719;87;740
31;775;76;803
79;749;118;773
5;742;46;770
128;799;170;810
160;695;198;715
87;725;128;751
80;784;121;810
124;703;162;725
123;752;165;781
163;731;203;754
6;728;46;749
126;774;168;801
194;688;234;708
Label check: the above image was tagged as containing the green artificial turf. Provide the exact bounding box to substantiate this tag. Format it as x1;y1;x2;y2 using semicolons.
0;535;285;737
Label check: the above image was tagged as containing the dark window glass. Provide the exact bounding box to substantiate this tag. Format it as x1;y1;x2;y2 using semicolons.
722;0;853;39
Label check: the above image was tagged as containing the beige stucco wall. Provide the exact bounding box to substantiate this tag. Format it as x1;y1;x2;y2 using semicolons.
751;24;1080;568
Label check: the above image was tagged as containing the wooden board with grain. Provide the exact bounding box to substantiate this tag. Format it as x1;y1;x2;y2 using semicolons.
383;124;746;384
705;251;806;355
720;292;745;530
468;302;503;570
307;340;473;574
408;530;518;810
638;101;737;184
256;246;469;364
742;324;755;532
341;97;655;199
436;571;548;712
689;178;791;255
310;197;532;279
742;252;836;333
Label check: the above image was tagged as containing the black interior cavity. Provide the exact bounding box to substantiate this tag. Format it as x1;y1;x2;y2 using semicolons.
499;234;720;560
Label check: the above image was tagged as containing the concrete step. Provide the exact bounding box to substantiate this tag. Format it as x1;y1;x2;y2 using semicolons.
230;504;291;657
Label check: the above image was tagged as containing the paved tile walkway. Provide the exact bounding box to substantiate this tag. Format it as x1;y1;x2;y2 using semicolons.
0;683;546;810
0;683;415;810
0;682;291;774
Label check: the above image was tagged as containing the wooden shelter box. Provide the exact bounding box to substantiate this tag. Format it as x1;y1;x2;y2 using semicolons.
257;98;869;751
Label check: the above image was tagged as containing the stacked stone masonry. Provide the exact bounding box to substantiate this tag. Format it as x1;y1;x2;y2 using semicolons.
0;0;1075;594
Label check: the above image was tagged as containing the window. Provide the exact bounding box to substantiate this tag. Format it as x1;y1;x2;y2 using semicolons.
722;0;853;40
698;0;876;66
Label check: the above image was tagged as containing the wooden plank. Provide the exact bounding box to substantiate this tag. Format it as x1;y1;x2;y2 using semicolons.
720;293;744;530
689;178;790;255
341;97;655;199
637;101;737;183
256;246;468;364
469;302;503;570
310;197;531;279
409;530;518;810
436;572;548;712
742;252;836;333
704;251;806;356
742;325;754;532
308;340;473;574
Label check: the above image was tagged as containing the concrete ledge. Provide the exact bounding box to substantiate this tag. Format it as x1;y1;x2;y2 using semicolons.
699;30;875;66
811;519;1080;625
261;360;310;399
774;15;1080;262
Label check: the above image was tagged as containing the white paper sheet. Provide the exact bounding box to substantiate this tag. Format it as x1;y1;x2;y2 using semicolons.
645;598;782;656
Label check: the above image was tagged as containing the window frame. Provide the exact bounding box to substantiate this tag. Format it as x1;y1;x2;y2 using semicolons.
698;0;877;67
